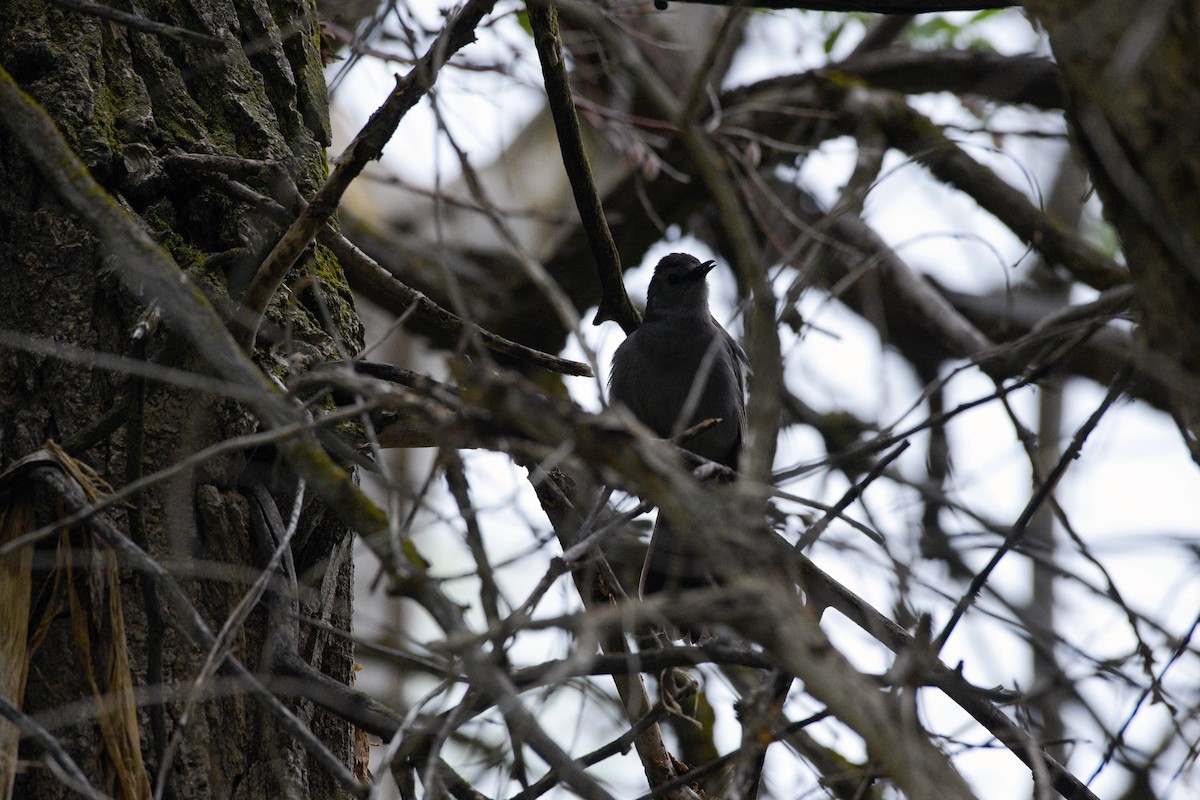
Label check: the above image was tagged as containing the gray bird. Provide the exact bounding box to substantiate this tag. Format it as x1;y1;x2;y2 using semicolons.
608;252;747;599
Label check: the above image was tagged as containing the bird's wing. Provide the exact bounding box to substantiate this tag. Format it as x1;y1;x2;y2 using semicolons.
721;326;748;456
724;326;749;404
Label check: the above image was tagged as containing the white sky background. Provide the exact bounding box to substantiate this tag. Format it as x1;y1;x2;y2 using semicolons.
331;5;1200;798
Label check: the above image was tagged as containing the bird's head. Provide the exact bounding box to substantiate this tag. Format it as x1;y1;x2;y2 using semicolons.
644;252;717;319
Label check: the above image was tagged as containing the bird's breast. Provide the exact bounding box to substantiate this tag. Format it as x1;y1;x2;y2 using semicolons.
609;320;742;466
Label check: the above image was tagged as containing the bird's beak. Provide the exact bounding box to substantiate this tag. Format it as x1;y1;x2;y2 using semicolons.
689;260;718;281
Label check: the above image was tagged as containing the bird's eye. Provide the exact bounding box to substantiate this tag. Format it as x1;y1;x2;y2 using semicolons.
666;273;680;285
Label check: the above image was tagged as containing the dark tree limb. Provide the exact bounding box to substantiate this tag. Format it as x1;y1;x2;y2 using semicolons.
527;2;639;334
1020;1;1200;449
859;90;1126;290
659;0;1013;11
834;48;1064;110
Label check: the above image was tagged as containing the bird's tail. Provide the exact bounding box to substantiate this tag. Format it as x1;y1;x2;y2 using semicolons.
640;515;715;642
639;515;711;598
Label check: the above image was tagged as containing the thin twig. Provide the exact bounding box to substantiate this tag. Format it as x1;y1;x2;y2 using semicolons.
0;402;378;560
166;152;592;377
794;441;908;552
152;479;307;799
933;366;1132;652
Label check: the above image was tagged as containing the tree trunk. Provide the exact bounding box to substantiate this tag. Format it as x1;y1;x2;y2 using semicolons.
1022;0;1200;447
0;1;359;798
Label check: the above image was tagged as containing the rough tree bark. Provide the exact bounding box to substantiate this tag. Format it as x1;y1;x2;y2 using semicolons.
0;1;359;798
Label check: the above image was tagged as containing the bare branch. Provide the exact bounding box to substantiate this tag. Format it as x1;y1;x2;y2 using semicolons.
236;0;499;347
528;2;638;334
